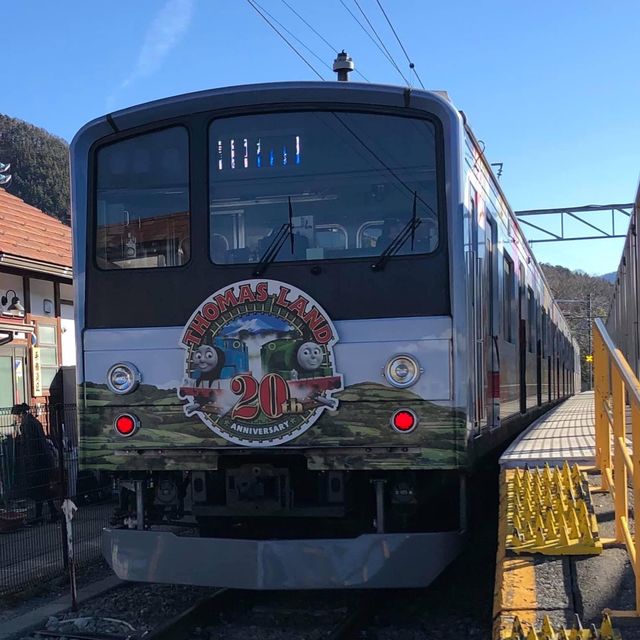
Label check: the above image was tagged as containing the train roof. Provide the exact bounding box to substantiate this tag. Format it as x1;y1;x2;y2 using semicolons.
71;81;460;151
70;80;575;346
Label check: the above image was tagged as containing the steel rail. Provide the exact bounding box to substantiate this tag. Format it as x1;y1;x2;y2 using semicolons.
146;589;231;640
325;595;382;640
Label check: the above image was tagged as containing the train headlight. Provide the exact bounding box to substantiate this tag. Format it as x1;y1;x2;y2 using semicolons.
106;362;141;395
384;355;421;388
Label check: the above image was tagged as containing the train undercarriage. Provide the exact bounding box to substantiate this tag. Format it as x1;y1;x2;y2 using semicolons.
103;459;466;589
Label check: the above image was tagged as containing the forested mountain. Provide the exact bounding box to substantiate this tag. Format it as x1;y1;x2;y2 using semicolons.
0;114;70;224
542;263;614;389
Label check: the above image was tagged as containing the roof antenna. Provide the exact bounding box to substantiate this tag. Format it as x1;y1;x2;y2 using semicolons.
333;50;354;81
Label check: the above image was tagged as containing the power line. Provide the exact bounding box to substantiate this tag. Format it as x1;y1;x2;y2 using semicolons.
280;0;371;83
331;113;438;219
245;0;325;81
351;0;409;85
252;0;334;75
281;0;337;53
375;0;425;89
338;0;398;73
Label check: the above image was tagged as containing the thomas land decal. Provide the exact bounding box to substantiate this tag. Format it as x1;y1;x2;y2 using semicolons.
178;279;343;446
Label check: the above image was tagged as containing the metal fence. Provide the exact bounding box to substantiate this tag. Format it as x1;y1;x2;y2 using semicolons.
0;403;114;596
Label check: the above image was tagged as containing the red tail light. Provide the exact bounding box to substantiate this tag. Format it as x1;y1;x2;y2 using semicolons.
391;409;418;433
114;414;138;436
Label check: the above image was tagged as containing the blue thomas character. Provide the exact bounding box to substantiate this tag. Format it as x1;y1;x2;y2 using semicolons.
213;337;249;379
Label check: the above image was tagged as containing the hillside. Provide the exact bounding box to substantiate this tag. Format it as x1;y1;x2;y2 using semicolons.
0;114;70;223
541;263;613;390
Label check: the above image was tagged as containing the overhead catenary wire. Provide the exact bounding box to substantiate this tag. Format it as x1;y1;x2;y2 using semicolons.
251;0;334;75
374;0;425;89
351;0;410;86
331;113;438;219
281;0;337;53
338;0;398;68
280;0;371;82
245;0;325;81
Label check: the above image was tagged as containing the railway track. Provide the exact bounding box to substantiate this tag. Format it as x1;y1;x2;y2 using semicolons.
147;589;377;640
30;589;377;640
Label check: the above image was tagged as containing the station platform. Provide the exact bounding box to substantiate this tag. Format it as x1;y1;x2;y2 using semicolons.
500;392;596;469
493;392;640;639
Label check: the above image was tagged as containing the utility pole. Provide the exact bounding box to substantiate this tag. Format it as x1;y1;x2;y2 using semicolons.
557;296;599;391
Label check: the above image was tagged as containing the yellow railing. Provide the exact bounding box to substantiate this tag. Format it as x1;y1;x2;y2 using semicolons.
593;317;640;617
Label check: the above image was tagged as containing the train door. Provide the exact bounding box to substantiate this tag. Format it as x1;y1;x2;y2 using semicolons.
485;216;499;428
536;301;542;406
518;265;526;413
468;189;481;435
473;207;498;434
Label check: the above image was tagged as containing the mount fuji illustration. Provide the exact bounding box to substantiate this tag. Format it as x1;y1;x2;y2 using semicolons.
221;314;293;338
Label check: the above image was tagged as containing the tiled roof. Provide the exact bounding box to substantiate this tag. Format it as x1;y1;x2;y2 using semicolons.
0;189;71;268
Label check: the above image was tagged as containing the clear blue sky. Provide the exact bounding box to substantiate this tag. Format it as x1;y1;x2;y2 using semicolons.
3;0;638;275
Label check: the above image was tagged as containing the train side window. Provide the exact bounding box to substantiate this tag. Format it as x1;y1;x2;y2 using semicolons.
95;127;190;270
518;265;525;318
503;253;514;342
527;287;535;352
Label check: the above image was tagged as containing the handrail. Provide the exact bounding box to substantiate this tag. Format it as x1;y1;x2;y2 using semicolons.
595;318;640;406
593;318;640;617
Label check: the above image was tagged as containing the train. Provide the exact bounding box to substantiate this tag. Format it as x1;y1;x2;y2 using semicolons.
605;182;640;374
71;79;579;589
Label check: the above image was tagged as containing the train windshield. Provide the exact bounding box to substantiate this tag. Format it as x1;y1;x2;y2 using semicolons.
209;111;439;264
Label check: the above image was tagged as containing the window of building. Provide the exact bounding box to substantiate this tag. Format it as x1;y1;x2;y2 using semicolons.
0;355;12;408
503;254;514;342
37;323;59;391
95;127;190;270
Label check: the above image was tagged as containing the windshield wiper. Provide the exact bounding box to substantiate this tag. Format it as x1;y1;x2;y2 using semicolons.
252;197;295;277
371;192;422;272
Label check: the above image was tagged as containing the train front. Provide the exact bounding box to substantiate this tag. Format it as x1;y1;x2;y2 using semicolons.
71;83;467;589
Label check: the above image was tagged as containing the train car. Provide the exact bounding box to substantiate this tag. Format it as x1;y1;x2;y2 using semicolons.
606;182;640;374
71;80;578;590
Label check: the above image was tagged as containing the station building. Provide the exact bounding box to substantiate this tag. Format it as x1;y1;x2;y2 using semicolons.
0;188;74;414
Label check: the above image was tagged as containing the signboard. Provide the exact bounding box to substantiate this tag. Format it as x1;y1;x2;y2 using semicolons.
31;346;42;396
178;279;342;447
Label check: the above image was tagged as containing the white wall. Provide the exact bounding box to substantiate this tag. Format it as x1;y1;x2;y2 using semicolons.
0;273;24;314
30;279;55;318
61;302;76;366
